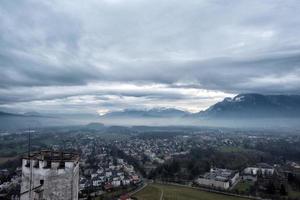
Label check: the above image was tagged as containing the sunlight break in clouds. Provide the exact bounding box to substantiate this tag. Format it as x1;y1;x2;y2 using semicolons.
0;82;234;114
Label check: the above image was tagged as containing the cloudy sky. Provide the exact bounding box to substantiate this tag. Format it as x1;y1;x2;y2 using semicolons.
1;0;300;115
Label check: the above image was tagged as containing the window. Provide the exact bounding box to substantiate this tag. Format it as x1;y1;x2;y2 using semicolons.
59;161;65;169
44;161;51;168
25;160;30;167
33;160;39;168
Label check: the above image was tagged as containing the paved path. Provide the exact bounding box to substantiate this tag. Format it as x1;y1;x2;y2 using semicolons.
129;183;148;196
159;187;164;200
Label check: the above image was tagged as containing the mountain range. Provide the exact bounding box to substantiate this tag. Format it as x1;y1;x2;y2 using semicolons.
100;93;300;119
1;93;300;129
198;93;300;118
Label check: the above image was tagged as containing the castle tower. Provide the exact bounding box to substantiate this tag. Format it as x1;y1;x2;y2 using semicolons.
20;150;80;200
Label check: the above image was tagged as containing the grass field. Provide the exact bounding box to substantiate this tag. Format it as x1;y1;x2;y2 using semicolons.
234;180;254;193
288;185;300;199
133;183;251;200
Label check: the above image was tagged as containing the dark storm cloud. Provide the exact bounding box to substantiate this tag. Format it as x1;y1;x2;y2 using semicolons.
0;50;104;88
1;0;300;113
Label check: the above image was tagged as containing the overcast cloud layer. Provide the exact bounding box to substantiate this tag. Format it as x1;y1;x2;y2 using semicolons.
1;0;300;115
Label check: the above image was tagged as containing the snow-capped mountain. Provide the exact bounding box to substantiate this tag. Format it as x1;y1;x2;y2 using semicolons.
198;93;300;118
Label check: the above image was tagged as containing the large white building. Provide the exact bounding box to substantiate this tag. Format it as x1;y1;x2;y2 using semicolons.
196;168;239;190
20;150;80;200
243;163;274;176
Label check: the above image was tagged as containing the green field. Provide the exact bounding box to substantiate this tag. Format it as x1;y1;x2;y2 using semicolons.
133;183;251;200
288;185;300;199
233;180;254;193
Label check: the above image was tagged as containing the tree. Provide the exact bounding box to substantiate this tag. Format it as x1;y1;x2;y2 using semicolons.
266;181;275;194
280;184;287;196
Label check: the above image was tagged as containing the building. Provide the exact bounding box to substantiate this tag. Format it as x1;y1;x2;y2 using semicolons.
20;150;80;200
243;163;274;176
196;168;239;190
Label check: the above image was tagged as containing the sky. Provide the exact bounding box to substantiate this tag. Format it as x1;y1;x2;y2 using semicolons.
1;0;300;115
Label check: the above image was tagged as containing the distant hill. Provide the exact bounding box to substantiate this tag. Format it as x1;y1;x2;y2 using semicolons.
84;122;105;130
0;111;98;130
0;111;23;117
101;108;188;119
198;93;300;118
23;112;45;117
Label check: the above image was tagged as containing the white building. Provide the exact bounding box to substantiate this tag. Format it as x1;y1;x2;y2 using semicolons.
20;151;80;200
105;171;112;177
117;159;124;164
243;163;274;176
124;165;134;173
196;168;239;190
112;180;121;187
92;179;104;187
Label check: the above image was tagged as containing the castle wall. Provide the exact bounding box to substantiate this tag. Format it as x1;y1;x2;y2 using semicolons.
20;158;79;200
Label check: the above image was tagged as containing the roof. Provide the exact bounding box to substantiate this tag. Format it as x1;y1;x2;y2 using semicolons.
257;163;273;169
201;168;237;182
23;150;79;162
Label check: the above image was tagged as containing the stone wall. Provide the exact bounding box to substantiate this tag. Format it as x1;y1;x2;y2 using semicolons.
20;159;79;200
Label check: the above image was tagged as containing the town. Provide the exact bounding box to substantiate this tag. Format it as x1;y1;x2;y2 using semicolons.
0;125;300;199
